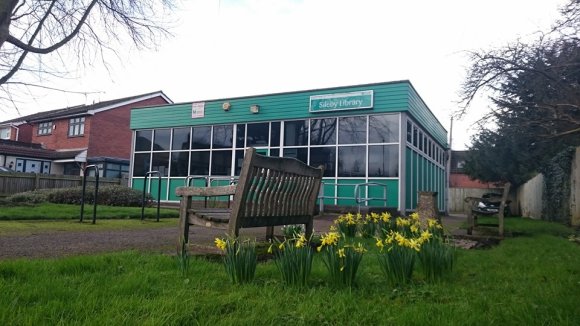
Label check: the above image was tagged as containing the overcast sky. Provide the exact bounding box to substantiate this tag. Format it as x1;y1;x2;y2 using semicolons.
3;0;568;150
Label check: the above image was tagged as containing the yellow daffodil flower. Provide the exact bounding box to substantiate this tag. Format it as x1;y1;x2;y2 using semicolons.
214;238;227;251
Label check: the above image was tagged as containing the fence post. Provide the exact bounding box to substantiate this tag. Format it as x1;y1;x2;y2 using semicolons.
34;173;40;190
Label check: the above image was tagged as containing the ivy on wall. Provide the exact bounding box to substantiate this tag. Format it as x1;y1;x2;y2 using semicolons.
541;147;576;222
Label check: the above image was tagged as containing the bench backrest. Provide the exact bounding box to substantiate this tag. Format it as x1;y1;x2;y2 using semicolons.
229;148;324;231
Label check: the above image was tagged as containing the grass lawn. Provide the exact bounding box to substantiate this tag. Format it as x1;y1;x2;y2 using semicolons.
0;218;579;325
0;203;178;221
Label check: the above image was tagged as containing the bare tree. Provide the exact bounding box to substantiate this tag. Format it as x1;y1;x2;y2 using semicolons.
0;0;175;111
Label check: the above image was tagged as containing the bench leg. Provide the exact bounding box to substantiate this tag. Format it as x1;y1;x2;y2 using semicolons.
266;226;274;240
178;196;192;253
305;220;313;239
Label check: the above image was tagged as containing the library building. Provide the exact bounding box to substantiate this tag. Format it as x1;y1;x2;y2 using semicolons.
129;80;448;213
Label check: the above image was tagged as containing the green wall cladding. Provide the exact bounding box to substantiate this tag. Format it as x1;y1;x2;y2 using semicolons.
131;81;447;147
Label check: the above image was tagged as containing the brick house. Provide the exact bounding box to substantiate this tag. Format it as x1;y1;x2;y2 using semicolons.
0;91;171;177
449;150;497;188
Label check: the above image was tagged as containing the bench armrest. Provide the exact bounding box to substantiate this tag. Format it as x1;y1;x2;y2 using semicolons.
176;185;237;197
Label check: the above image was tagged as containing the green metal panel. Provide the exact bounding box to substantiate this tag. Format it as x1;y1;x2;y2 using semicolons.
131;81;410;130
337;179;365;206
368;179;398;208
411;151;418;209
168;178;186;201
405;147;413;210
147;178;168;201
132;178;145;193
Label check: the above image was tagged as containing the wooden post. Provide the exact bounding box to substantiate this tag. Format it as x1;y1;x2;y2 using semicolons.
498;182;511;237
34;173;40;190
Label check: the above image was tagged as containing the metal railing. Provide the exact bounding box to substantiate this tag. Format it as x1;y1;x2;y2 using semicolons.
80;165;99;224
184;175;239;208
141;171;161;222
318;181;388;213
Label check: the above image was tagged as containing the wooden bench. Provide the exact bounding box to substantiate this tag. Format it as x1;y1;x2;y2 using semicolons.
176;148;324;245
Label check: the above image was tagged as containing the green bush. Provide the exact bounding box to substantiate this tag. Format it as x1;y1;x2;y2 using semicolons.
6;189;53;204
7;185;153;207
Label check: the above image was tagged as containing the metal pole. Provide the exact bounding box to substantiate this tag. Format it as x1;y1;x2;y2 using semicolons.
80;164;99;224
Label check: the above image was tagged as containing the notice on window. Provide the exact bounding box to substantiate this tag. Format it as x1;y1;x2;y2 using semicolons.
192;102;205;119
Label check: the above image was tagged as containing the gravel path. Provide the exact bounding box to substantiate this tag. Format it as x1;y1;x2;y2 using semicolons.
0;214;465;260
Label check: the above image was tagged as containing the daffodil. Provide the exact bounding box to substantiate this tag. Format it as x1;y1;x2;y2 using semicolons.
338;248;346;258
381;211;392;222
214;238;227;251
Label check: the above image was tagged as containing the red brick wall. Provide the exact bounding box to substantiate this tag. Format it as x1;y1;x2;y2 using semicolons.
16;124;33;143
87;96;169;159
450;173;496;189
30;118;90;150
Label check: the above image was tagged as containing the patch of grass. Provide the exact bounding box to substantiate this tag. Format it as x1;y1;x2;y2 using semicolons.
0;219;177;236
0;218;579;324
0;203;178;221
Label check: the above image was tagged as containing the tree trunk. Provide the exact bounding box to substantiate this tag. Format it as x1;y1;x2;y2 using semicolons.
0;0;18;49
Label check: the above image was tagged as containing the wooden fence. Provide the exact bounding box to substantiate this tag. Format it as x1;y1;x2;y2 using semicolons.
0;172;122;197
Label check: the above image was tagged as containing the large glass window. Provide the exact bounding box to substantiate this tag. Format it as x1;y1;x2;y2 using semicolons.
170;151;189;177
190;151;210;175
151;152;169;176
369;114;399;143
310;118;337;145
38;122;53;135
68;117;85;136
412;126;418;147
338;146;366;177
310;147;336;177
172;128;191;150
339;116;366;144
212;125;233;149
284;120;308;146
247;123;269;147
368;145;398;177
406;121;412;143
153;129;171;151
135;130;153;151
211;151;232;175
133;153;151;176
283;148;307;163
192;126;211;149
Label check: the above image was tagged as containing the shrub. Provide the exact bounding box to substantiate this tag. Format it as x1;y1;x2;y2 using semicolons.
7;185;152;207
6;189;53;204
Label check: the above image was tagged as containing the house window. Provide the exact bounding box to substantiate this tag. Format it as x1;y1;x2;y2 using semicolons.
68;117;85;136
38;122;53;135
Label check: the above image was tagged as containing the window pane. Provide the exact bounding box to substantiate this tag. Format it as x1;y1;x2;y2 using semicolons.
190;151;210;175
151;152;169;176
369;114;399;143
170;151;189;177
172;128;191;150
270;148;280;157
283;148;307;163
192;126;211;149
418;131;423;151
133;153;151;176
153;129;171;151
338;146;366;177
212;125;233;148
406;121;412;143
247;123;269;147
339;116;366;144
135;130;153;151
236;125;245;148
235;150;245;175
310;147;336;177
412;126;418;147
270;122;280;147
211;150;232;175
284;120;308;146
310;118;337;145
368;145;398;177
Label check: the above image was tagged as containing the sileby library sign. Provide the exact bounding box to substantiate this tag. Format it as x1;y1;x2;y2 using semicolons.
309;90;373;113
